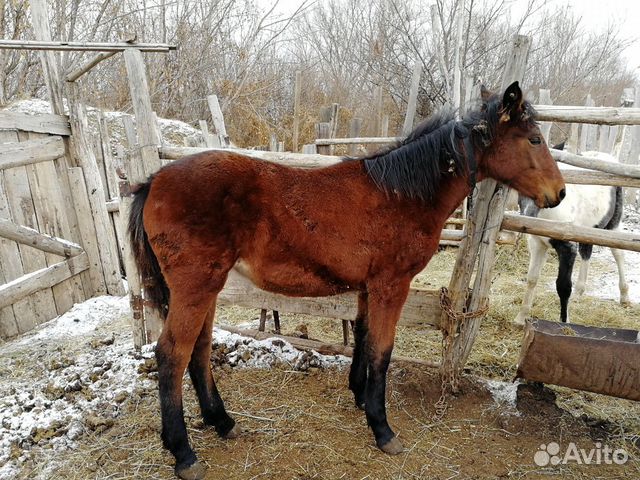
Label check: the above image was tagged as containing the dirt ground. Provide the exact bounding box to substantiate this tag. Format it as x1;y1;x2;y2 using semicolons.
1;237;639;479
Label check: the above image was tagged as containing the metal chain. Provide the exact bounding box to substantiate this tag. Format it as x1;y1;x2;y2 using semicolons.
433;287;490;422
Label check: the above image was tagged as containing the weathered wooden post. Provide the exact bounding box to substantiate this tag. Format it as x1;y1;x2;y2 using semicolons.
292;70;302;152
440;35;532;388
207;94;230;147
123;48;165;343
348;117;362;156
401;62;422;136
538;89;552;143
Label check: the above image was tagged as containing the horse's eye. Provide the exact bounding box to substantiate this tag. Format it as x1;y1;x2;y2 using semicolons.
529;136;542;145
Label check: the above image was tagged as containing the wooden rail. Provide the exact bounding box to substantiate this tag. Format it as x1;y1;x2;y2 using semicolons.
552;148;640;178
501;214;640;252
315;136;401;146
0;40;177;52
533;105;640;125
0;111;71;136
218;271;441;328
0;218;84;257
0;136;66;170
0;253;89;309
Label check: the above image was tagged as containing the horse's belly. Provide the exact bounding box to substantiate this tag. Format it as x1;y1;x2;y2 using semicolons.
232;258;353;297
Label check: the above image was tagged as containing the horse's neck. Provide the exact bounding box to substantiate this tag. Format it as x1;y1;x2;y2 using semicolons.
401;174;472;235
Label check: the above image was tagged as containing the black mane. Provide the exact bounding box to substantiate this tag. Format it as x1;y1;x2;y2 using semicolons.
361;95;536;202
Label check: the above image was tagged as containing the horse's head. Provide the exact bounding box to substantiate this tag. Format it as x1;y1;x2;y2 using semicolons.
474;82;565;208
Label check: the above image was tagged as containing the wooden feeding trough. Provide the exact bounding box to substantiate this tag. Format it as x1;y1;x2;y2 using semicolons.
517;319;640;401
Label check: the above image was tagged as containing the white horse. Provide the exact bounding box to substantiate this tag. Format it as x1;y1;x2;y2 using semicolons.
514;148;630;325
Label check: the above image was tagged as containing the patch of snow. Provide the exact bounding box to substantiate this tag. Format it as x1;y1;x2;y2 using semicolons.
213;327;350;370
0;295;347;479
483;379;520;412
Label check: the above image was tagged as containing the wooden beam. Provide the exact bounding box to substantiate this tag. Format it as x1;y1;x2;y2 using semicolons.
561;169;640;188
534;105;640;125
0;136;65;170
207;95;229;146
161;145;341;168
0;111;71;135
402;63;422;136
0;253;89;310
315;136;401;145
441;34;531;381
501;213;640;252
292;70;302;152
0;39;176;52
66;51;117;82
218;325;440;368
552;148;640;178
123;49;163;178
218;271;442;328
0;218;83;257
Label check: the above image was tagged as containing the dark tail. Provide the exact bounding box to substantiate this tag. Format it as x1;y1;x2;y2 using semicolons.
128;180;170;319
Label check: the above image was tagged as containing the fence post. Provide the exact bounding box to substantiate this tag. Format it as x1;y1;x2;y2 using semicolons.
292;70;302;152
401;62;422;136
441;34;532;387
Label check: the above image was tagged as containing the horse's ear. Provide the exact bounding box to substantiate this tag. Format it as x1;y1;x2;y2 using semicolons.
552;141;565;151
500;81;524;122
480;84;492;101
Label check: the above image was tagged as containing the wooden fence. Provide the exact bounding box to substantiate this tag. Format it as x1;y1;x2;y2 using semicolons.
0;110;126;338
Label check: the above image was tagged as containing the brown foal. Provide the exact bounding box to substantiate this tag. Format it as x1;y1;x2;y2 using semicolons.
129;81;565;479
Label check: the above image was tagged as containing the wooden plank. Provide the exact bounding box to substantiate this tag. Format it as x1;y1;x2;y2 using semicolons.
118;191;147;349
316;136;401;146
0;39;176;52
0;166;20;337
538;89;552;143
207;94;229;146
552;148;640;178
23;131;85;314
517;319;640;401
218;325;440;368
0;136;65;170
579;95;596;152
402;63;422;136
68;106;124;296
218;271;441;328
1;130;57;329
314;123;331;156
501;213;640;252
0;218;83;257
0;111;71;136
348;118;362;156
30;0;65;115
67;167;108;296
561;169;640;188
123;49;163;177
292;70;302;152
0;253;89;309
442;34;531;380
66;51;117;82
534;105;640;125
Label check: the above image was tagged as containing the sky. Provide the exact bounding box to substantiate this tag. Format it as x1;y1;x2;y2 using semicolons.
263;0;640;74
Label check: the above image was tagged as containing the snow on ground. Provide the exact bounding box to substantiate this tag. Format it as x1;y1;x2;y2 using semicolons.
0;296;348;480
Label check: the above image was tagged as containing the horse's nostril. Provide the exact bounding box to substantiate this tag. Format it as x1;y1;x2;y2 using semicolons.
559;188;566;200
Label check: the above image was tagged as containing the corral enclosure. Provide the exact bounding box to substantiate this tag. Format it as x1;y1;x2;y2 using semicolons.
1;0;640;479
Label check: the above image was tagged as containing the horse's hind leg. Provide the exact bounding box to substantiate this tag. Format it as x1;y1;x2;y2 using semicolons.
550;240;577;323
156;276;221;480
610;248;630;305
188;299;238;438
349;292;368;409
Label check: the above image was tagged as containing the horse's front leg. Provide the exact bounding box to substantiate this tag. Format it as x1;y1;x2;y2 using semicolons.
362;276;411;455
349;291;368;409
